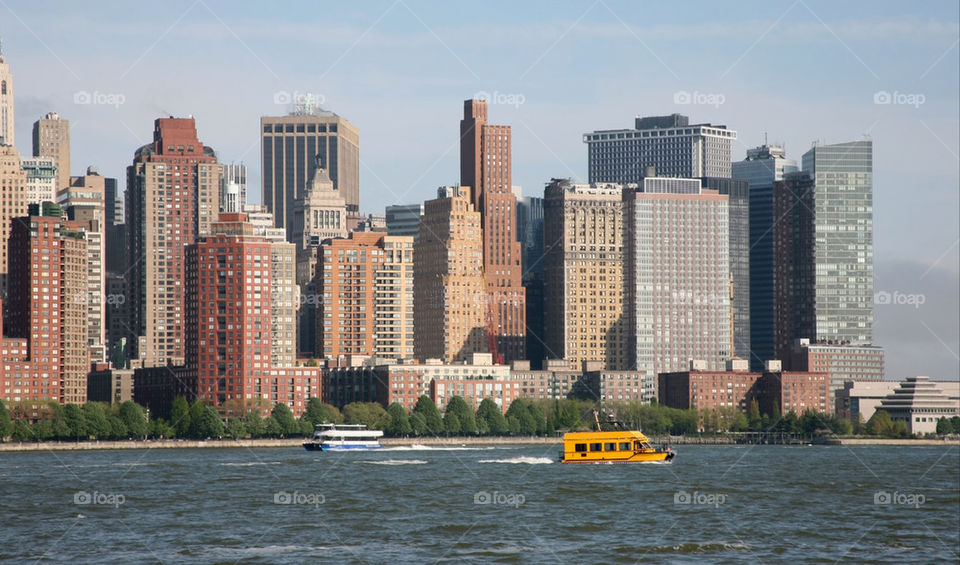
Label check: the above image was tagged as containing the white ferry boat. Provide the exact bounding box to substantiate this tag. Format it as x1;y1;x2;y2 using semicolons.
302;423;384;451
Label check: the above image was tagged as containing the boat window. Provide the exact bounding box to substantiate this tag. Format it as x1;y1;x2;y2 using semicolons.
604;442;617;451
619;442;632;451
574;443;587;452
589;443;603;452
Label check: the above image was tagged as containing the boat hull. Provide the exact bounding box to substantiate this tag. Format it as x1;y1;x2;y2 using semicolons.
560;451;674;463
302;443;384;452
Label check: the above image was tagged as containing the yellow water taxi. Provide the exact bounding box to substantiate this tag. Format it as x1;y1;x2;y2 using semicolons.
559;411;675;464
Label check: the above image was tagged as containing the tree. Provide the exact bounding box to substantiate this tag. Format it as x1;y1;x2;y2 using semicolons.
747;399;762;430
118;402;149;439
952;416;960;434
409;412;427;436
271;403;300;437
343;402;390;430
413;396;443;435
444;396;477;435
62;404;87;440
83;403;111;439
303;398;343;425
151;418;175;439
170;396;191;438
193;405;224;438
263;416;282;437
476;398;508;435
443;412;461;435
187;400;207;439
12;420;33;441
505;399;539;435
730;411;749;432
386;403;412;437
867;410;894;437
0;400;13;440
244;412;265;438
526;401;547;435
108;415;128;439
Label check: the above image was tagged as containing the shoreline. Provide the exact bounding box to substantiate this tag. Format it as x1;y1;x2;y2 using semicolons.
0;435;956;452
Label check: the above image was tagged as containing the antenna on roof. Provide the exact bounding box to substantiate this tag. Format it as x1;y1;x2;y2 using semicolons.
764;132;768;146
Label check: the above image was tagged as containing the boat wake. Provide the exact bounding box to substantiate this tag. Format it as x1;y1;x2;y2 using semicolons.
479;456;554;465
361;459;428;466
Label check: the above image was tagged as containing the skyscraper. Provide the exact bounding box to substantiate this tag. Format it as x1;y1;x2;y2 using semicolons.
126;117;221;367
773;140;874;364
0;144;26;292
0;40;13;147
459;99;526;362
260;110;360;242
21;157;57;205
543;180;627;370
32;112;71;191
624;177;731;386
385;204;424;241
516;195;545;368
414;186;487;362
732;144;798;369
584;114;737;183
219;163;247;214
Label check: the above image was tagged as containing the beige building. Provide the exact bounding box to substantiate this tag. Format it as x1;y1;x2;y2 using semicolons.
21;156;57;205
0;144;26;291
543;179;627;370
414;186;487;362
375;235;415;359
32;112;71;191
0;44;13;146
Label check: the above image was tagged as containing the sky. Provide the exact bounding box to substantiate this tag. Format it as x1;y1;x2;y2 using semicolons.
3;0;958;380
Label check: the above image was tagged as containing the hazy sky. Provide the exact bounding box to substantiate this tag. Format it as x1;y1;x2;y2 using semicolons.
4;0;958;380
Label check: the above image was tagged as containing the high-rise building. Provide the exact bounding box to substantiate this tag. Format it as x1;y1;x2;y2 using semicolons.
385;204;423;240
219;163;247;214
21;157;57;206
0;40;13;147
624;177;731;389
732;144;798;369
459;99;526;362
516;195;545;368
243;204;286;242
0;144;26;292
185;213;317;415
315;232;415;361
32;112;71;191
584;114;737;183
6;204;89;404
260;110;360;242
543;180;627;369
126;117;222;367
772;140;874;364
414;186;487;362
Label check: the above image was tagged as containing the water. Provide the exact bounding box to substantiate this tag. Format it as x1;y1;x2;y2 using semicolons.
1;443;957;563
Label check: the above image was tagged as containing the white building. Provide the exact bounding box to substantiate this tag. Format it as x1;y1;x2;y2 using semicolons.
878;376;960;434
21;156;57;205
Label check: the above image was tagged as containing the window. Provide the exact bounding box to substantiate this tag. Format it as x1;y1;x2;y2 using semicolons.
619;442;632;451
589;443;602;452
604;442;617;451
574;443;587;453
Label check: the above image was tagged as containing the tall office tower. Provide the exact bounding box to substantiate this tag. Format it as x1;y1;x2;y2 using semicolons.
414;186;487;362
732;144;798;369
585;114;737;183
61;169;108;363
103;174;121;225
126;117;222;367
516;195;545;368
459;99;526;362
219;163;247;214
701;177;750;362
260;109;360;242
543;180;627;369
624;177;731;386
186;213;314;412
21;157;57;205
315;232;414;360
385;204;424;241
0;40;12;147
7;204;89;404
773;140;874;364
32;112;71;191
0;144;26;292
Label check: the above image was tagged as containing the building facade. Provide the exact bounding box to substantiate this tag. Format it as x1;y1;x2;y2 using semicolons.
0;145;26;292
385;204;423;240
877;376;960;435
584;114;737;183
516;195;546;368
32;112;70;191
0;43;13;146
460;99;526;362
21;156;57;206
219;163;247;214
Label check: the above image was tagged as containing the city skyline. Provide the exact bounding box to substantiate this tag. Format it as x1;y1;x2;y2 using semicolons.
1;1;957;380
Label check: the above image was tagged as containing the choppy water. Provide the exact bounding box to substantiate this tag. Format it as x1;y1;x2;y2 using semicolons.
0;443;957;563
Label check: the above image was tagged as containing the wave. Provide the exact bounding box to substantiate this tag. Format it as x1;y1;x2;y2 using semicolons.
479;456;554;464
219;461;282;467
362;459;428;466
